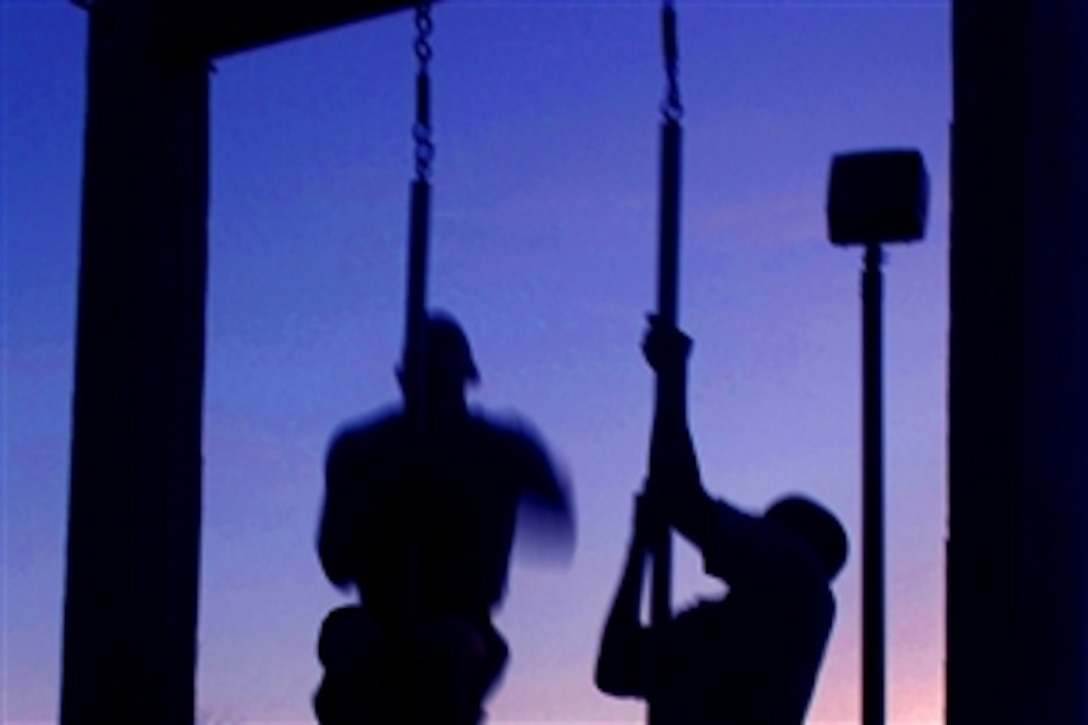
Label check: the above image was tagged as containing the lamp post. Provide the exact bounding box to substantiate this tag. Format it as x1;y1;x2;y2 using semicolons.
826;149;928;725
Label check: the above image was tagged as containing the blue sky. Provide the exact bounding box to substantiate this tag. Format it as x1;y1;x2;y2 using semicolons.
4;1;949;721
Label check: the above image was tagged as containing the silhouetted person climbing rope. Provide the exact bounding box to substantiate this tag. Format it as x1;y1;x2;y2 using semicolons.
315;312;573;724
595;318;848;724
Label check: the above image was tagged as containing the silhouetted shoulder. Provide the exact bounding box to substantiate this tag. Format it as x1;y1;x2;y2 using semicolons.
463;410;554;474
469;408;545;444
325;408;419;487
469;409;574;555
327;407;405;455
478;408;563;469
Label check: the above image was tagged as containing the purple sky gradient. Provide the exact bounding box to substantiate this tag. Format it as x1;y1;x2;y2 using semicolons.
4;1;949;721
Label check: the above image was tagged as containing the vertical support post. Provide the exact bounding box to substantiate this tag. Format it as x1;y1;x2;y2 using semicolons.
61;3;209;722
861;243;885;725
949;2;1088;722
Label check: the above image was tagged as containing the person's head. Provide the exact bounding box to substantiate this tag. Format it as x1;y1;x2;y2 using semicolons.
396;311;480;409
764;495;849;581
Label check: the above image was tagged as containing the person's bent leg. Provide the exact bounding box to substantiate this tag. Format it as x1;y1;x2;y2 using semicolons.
411;615;495;724
315;606;394;723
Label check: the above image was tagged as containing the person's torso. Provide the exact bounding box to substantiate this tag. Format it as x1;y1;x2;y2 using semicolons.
345;412;534;617
658;587;834;724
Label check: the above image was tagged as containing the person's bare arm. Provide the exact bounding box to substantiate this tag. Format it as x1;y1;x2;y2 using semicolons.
643;318;718;547
698;498;830;593
595;495;655;697
508;420;576;562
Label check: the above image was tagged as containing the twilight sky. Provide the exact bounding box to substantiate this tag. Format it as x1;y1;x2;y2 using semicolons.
4;1;949;722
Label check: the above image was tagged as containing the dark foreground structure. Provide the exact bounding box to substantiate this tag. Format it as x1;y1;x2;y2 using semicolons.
60;2;418;722
948;2;1088;723
61;0;1088;722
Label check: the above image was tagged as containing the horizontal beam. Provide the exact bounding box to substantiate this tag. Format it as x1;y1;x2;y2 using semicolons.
152;0;424;59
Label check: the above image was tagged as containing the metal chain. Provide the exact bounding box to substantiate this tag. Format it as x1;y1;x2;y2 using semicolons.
661;0;683;122
413;1;435;181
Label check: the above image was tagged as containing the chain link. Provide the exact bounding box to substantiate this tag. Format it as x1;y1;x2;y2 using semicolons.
413;1;435;181
661;0;683;122
414;2;433;67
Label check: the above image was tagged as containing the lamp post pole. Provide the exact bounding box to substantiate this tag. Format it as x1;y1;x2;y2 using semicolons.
861;241;886;725
826;148;928;725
